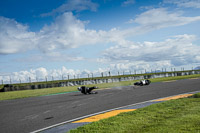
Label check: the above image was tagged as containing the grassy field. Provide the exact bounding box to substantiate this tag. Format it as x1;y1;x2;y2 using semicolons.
0;74;200;101
69;93;200;133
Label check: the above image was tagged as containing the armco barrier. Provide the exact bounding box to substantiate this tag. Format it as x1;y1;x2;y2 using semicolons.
1;70;200;92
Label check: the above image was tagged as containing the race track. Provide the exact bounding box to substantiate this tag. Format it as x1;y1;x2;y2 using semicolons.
0;78;200;133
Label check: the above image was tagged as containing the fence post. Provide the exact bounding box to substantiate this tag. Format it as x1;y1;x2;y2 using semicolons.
29;77;31;83
68;75;69;80
1;80;3;85
46;76;47;82
108;71;111;76
101;72;103;77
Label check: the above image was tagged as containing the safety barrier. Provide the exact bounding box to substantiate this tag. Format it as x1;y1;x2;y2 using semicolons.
1;70;200;92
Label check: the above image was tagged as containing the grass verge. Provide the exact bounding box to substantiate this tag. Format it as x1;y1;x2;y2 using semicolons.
69;93;200;133
0;74;200;101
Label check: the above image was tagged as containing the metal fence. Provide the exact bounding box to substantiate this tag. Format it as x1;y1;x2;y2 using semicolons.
0;67;198;85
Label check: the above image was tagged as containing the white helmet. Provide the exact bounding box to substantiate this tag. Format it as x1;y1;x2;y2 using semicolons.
77;87;82;91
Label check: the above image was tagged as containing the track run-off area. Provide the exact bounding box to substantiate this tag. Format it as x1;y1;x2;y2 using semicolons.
0;78;200;133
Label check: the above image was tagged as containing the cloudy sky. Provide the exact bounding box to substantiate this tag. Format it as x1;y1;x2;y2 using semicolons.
0;0;200;83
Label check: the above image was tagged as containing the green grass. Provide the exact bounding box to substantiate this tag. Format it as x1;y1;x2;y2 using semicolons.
189;93;200;98
69;93;200;133
0;86;79;101
0;74;200;101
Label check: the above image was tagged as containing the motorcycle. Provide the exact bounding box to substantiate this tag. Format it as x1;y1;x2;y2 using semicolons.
77;86;98;94
134;79;151;86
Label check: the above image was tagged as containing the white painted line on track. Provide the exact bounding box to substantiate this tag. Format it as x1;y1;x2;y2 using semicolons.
30;90;200;133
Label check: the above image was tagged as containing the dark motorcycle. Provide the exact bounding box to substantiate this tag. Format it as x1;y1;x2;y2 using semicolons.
77;86;98;94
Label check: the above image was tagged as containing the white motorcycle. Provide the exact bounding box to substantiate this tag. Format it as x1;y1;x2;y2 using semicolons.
134;79;151;86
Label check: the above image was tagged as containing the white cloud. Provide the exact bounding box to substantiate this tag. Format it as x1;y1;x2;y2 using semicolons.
0;12;107;57
44;52;85;62
39;7;200;54
122;0;135;6
0;16;36;54
1;8;200;63
0;66;101;83
126;19;134;24
101;34;200;67
37;12;130;55
164;0;200;8
133;8;200;28
41;0;98;17
109;61;172;73
37;12;105;53
124;8;200;37
12;70;35;83
35;67;48;79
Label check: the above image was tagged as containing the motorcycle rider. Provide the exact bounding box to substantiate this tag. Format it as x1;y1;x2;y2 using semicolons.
78;86;98;94
134;79;151;86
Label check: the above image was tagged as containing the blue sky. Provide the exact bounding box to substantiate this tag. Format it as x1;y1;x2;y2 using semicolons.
0;0;200;83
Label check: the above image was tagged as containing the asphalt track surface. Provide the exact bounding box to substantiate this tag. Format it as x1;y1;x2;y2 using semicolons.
0;78;200;133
